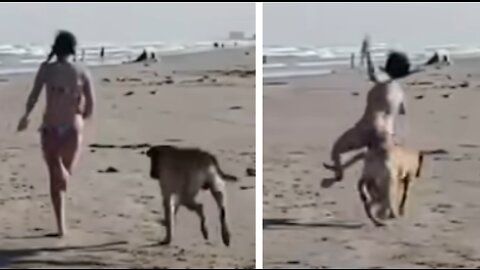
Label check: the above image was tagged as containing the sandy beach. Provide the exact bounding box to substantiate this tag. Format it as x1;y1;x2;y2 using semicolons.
264;59;480;268
0;60;255;268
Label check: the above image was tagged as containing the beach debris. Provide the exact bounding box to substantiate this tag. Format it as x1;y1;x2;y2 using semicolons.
441;93;451;98
89;143;151;149
124;91;134;96
165;138;183;143
414;95;424;100
164;76;174;84
246;167;255;177
229;106;243;110
102;78;110;82
459;144;480;149
459;81;469;88
98;166;119;173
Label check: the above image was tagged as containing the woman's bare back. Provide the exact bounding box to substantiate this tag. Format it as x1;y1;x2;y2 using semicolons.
24;61;94;130
359;81;406;135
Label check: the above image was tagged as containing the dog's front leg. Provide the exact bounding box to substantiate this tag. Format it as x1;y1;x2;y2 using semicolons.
160;196;175;245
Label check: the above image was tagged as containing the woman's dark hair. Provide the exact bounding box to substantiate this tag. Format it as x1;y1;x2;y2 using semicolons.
384;51;411;79
46;30;77;62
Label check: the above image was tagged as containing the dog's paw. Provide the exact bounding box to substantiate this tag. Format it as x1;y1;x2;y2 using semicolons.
160;238;172;246
201;227;209;240
374;222;386;227
222;229;231;247
321;178;337;188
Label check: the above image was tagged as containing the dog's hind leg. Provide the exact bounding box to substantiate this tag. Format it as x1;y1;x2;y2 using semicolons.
210;179;230;247
185;199;209;241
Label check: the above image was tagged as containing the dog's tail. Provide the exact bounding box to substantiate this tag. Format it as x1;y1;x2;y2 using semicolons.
211;156;238;182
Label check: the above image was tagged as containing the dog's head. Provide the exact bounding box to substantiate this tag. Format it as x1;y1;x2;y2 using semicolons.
146;145;176;179
415;152;424;178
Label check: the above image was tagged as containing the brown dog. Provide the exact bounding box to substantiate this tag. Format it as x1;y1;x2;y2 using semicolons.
146;145;238;246
357;143;424;226
329;133;424;226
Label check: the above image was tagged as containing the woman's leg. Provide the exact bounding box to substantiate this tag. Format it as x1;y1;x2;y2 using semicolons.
326;126;366;181
42;129;69;237
60;126;82;174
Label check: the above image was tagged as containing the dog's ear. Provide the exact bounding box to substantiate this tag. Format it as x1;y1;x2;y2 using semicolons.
415;153;424;178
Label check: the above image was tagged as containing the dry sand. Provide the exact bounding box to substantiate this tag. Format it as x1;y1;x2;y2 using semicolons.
0;62;255;268
264;59;480;268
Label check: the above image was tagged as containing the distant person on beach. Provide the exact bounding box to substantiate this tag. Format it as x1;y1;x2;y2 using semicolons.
100;46;105;60
350;53;355;69
133;49;148;63
150;52;156;62
213;42;219;48
425;50;452;67
360;36;369;67
17;30;95;237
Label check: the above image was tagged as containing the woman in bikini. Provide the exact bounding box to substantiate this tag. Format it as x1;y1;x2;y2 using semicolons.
17;30;95;237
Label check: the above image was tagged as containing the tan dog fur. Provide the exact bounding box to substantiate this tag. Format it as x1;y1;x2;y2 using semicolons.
146;145;237;246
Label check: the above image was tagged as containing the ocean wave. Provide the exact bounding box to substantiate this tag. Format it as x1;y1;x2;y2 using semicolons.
264;69;333;79
264;42;480;71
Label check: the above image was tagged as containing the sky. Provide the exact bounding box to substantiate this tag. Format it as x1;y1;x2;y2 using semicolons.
264;3;480;48
0;2;255;44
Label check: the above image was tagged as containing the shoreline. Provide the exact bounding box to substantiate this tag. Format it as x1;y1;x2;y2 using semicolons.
0;45;255;76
